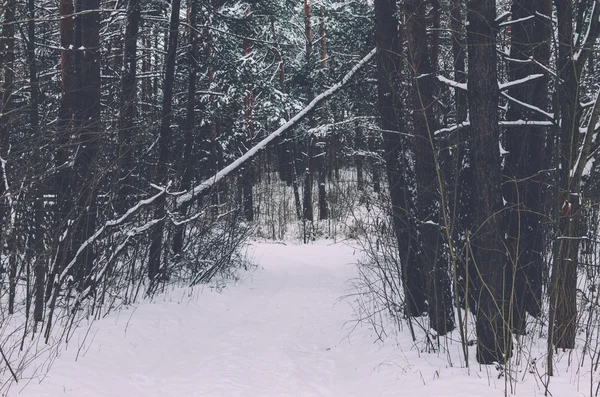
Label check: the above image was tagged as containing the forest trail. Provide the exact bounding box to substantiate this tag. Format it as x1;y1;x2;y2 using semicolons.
15;242;578;397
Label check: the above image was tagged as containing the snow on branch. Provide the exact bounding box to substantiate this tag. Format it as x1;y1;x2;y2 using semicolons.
176;47;377;207
436;75;467;91
573;90;600;179
499;52;558;78
495;11;512;24
434;120;554;136
57;187;167;284
500;120;554;127
499;74;544;91
574;1;597;62
499;15;535;27
501;92;554;120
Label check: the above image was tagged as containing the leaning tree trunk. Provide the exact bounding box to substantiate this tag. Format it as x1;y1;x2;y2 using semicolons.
148;0;181;281
374;0;427;317
466;0;512;364
405;0;455;335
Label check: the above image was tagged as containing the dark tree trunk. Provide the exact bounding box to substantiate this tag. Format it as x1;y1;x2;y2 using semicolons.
2;0;16;314
242;34;255;222
549;0;600;351
173;0;200;255
71;0;101;288
467;0;512;364
148;0;181;281
302;0;315;224
48;0;79;303
116;0;141;215
375;0;427;317
355;119;365;191
270;17;302;219
317;8;328;220
271;18;292;185
28;0;45;323
449;0;476;312
430;0;440;73
503;0;548;333
405;0;455;335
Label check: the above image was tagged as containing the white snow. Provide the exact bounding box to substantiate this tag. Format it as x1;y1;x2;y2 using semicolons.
499;74;544;91
436;75;467;91
13;241;594;397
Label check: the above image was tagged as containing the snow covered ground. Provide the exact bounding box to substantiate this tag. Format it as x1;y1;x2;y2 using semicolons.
11;241;591;396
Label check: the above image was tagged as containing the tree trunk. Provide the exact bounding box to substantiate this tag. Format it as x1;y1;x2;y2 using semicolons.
405;0;455;335
466;0;512;364
116;0;141;215
503;0;548;333
375;0;427;317
1;0;16;314
317;7;329;220
148;0;181;281
49;0;78;303
550;0;600;351
302;0;315;224
71;0;101;288
173;0;200;255
449;0;476;312
28;0;45;323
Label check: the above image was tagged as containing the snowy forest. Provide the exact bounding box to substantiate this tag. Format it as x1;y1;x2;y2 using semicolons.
0;0;600;395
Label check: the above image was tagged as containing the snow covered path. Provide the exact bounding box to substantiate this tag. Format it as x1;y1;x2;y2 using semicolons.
14;241;585;396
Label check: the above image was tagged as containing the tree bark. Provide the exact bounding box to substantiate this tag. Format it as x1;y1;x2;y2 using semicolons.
2;0;16;314
116;0;141;215
302;0;315;224
375;0;427;317
28;0;45;323
550;0;600;351
148;0;181;281
173;0;200;255
405;0;455;335
467;0;512;364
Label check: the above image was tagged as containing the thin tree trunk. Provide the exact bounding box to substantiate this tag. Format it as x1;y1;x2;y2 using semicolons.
148;0;181;281
116;0;141;215
28;0;45;323
2;0;16;314
302;0;314;224
173;0;200;255
242;34;255;222
317;7;328;220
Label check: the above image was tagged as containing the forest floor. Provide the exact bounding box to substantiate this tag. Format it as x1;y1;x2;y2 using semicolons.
13;241;589;396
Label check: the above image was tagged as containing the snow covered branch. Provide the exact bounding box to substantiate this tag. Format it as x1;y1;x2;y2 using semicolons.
436;75;467;91
176;47;377;206
501;92;554;120
499;74;544;91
